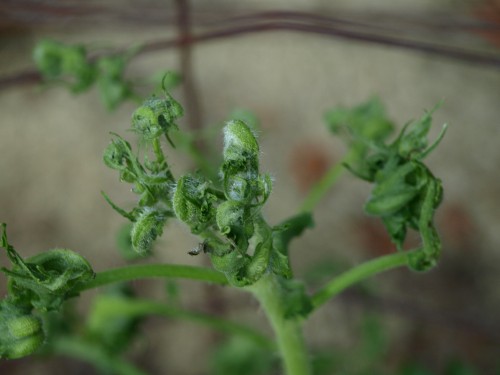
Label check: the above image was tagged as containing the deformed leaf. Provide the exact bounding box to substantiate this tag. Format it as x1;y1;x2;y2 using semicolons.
1;224;95;311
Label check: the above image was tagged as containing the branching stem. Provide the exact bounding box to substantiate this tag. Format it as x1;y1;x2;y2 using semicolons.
76;264;228;292
247;272;312;375
311;250;413;309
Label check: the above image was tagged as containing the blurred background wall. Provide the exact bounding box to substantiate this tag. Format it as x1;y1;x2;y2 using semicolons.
0;0;499;374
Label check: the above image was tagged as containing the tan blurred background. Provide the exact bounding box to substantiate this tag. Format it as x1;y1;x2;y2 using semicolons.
1;0;500;374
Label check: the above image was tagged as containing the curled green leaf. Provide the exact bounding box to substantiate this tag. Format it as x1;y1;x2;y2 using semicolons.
96;55;135;110
103;135;134;175
215;200;255;251
364;162;420;217
130;209;168;255
172;174;217;233
131;95;183;146
397;103;443;159
1;224;95;311
210;250;250;282
327;100;446;271
223;120;259;160
33;39;96;93
325;97;394;163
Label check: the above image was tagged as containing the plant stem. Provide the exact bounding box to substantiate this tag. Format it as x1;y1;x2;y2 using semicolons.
299;149;356;213
247;273;311;375
76;264;228;292
311;250;413;309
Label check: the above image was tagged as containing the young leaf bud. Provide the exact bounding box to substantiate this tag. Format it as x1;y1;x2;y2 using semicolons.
0;301;45;359
172;174;216;232
103;136;133;171
223;120;259;161
131;105;163;140
131;95;183;143
131;209;167;255
221;121;266;204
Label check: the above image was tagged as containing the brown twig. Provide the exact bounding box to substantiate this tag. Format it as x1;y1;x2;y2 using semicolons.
2;15;500;91
141;20;500;66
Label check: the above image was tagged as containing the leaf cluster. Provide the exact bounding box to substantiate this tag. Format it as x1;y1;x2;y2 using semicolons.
33;39;136;109
103;89;314;323
326;98;447;271
0;224;94;359
102;92;183;255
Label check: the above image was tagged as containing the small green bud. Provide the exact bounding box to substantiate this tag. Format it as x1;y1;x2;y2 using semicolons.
131;95;183;143
172;174;216;232
131;209;167;255
103;136;133;171
132;106;163;140
221;121;270;205
223;120;259;161
7;315;42;340
223;173;271;205
0;301;45;359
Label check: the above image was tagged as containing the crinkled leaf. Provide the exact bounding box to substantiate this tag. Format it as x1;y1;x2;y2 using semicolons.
1;224;95;311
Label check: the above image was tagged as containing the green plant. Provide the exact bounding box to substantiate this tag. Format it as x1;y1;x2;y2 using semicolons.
0;41;448;375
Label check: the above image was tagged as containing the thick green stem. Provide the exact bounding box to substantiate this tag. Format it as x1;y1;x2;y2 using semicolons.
311;250;413;309
247;273;311;375
76;264;228;292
